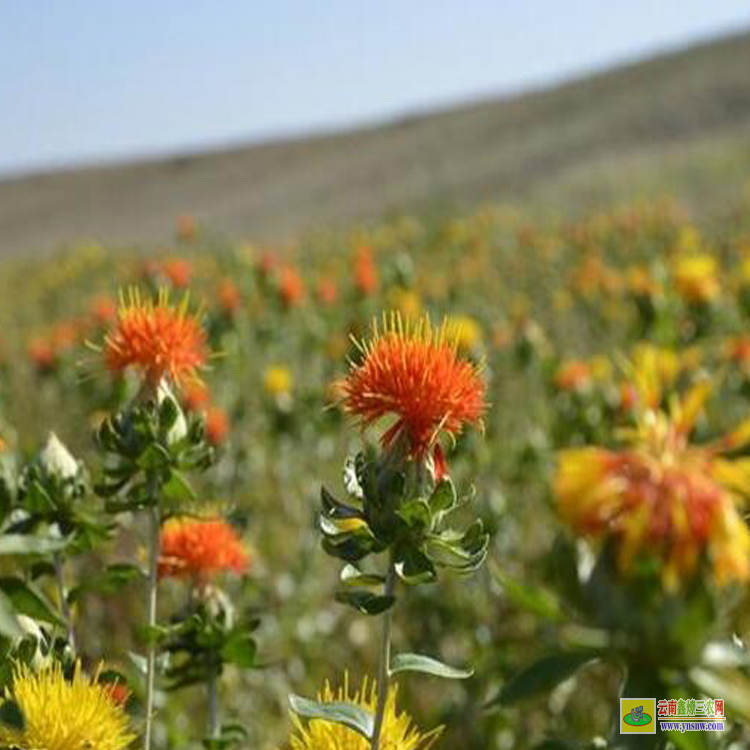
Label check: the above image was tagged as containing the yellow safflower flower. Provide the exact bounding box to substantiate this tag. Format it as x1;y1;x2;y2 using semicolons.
264;365;293;397
0;662;135;750
672;254;719;304
285;674;441;750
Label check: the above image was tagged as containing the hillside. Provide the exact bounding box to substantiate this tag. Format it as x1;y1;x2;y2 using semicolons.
1;29;750;256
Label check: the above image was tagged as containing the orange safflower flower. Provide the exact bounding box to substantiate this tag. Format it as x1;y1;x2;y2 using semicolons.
28;338;58;374
353;245;378;295
316;276;338;306
161;258;192;289
176;214;196;242
104;288;208;389
339;312;486;459
205;407;229;446
556;379;750;590
159;517;249;581
278;265;305;307
554;361;592;393
91;296;117;327
217;278;242;315
183;382;210;412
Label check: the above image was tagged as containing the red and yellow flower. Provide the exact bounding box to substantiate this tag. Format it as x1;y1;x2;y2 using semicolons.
556;375;750;591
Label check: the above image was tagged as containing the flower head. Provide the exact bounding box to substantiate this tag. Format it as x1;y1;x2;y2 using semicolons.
673;254;720;305
353;245;378;295
104;288;208;388
278;265;306;307
555;376;750;591
285;674;441;750
0;661;135;750
339;312;486;459
264;365;293;397
159;517;249;581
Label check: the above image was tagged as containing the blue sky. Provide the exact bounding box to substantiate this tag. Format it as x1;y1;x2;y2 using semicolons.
2;1;750;176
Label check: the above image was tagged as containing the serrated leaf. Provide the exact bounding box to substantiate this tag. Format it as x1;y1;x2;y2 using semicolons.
390;652;473;679
394;547;436;585
429;478;456;514
396;499;431;531
289;695;373;739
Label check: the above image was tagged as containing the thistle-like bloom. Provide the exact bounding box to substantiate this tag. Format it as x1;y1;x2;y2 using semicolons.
159;517;249;581
0;662;135;750
104;288;208;388
285;675;441;750
555;378;750;590
339;312;486;459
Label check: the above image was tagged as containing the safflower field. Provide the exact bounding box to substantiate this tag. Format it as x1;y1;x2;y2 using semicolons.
4;187;750;750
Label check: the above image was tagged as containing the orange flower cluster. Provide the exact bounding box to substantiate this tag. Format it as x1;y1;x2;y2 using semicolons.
159;517;249;581
104;288;207;388
339;312;486;459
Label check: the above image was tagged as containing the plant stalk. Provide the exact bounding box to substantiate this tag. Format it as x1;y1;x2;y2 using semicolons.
144;504;161;750
54;553;76;652
371;561;396;750
207;656;220;739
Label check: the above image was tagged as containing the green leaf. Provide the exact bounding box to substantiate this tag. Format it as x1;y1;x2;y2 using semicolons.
0;534;66;556
289;695;373;739
0;577;63;626
162;471;197;503
0;590;23;640
689;666;750;722
0;700;25;731
335;589;396;616
221;633;257;668
394;547;436;585
69;563;144;603
429;478;456;514
340;565;385;588
390;652;473;679
489;651;599;706
396;499;431;532
491;564;564;623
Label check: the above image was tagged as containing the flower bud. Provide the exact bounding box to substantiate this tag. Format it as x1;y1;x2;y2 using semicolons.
39;432;79;481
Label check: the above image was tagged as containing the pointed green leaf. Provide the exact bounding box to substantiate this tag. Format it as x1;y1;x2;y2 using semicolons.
289;695;373;739
390;653;473;679
489;651;600;706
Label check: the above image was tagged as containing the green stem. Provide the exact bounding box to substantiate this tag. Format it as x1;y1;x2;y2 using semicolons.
144;504;161;750
371;561;396;750
207;656;219;739
54;554;75;652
